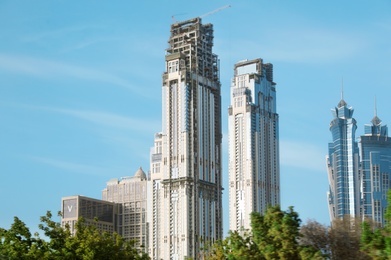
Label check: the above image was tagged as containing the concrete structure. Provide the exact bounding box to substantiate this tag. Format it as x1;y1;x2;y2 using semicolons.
102;167;148;250
148;133;162;258
149;17;223;260
360;110;391;226
61;195;117;235
326;97;361;221
228;58;280;232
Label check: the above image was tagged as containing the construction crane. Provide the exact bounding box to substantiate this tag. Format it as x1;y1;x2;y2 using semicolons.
171;13;187;23
200;5;231;18
171;5;230;24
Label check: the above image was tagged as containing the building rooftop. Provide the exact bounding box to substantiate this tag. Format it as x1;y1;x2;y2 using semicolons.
134;167;146;180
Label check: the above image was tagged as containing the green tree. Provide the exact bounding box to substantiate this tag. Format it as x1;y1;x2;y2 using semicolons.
209;205;322;259
208;230;262;260
0;216;48;259
0;211;149;260
251;206;315;260
361;190;391;259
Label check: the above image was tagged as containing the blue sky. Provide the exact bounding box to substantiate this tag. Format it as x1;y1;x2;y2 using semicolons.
1;0;391;236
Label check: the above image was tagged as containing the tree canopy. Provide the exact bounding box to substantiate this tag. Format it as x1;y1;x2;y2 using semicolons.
208;205;323;260
361;190;391;259
0;211;149;260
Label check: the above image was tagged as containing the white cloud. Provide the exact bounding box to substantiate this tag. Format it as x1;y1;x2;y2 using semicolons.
21;24;106;44
218;27;366;64
267;29;365;63
29;156;110;176
52;108;160;134
221;135;326;173
1;102;160;134
280;140;326;172
0;53;148;97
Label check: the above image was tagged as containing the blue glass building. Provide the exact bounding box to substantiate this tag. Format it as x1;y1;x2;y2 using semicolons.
326;98;361;221
360;113;391;226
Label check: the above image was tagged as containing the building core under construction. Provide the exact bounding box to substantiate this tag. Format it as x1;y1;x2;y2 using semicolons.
149;17;223;259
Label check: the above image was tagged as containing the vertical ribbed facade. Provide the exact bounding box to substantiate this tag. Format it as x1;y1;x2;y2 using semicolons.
101;168;148;251
228;58;280;232
149;17;223;260
326;99;361;221
360;114;391;226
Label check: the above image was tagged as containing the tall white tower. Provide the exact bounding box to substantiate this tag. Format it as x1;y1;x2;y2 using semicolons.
149;17;223;260
228;58;280;232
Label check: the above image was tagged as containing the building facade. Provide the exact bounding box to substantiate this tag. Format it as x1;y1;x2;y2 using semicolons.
228;59;280;232
61;195;117;235
102;167;148;250
360;113;391;226
149;17;223;260
326;98;361;221
148;133;162;258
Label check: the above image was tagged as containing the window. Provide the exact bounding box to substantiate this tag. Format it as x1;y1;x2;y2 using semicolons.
168;60;179;73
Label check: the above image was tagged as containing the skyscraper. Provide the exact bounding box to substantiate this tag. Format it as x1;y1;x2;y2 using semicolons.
360;109;391;226
326;98;361;221
149;17;223;259
228;58;280;232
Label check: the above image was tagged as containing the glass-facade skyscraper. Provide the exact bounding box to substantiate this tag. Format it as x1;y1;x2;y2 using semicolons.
149;17;223;260
228;58;280;232
360;112;391;226
326;98;361;221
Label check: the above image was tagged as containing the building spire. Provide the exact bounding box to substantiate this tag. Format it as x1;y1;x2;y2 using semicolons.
337;78;347;108
371;96;381;126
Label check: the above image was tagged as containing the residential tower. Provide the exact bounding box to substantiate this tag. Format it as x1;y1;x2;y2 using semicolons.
228;58;280;232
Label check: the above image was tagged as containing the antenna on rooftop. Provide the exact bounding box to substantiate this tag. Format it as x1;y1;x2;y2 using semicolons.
374;96;377;117
341;77;344;100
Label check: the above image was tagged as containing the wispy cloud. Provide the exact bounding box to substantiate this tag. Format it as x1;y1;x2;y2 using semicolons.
219;27;366;64
61;36;120;52
0;53;148;97
0;102;158;158
21;24;107;44
12;103;160;136
221;135;326;173
51;107;160;134
280;140;326;172
29;156;110;176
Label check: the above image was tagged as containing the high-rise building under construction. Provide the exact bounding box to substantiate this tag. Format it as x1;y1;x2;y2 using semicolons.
148;17;223;259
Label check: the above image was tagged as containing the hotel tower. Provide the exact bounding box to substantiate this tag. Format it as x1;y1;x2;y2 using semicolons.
149;17;223;259
326;97;361;221
360;106;391;226
228;58;280;232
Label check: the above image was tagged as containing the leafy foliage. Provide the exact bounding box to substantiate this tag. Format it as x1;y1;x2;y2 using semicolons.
208;205;322;260
300;217;371;260
361;190;391;259
0;211;149;260
299;219;329;256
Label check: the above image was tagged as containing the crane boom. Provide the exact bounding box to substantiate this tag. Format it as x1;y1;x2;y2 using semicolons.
200;5;231;18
